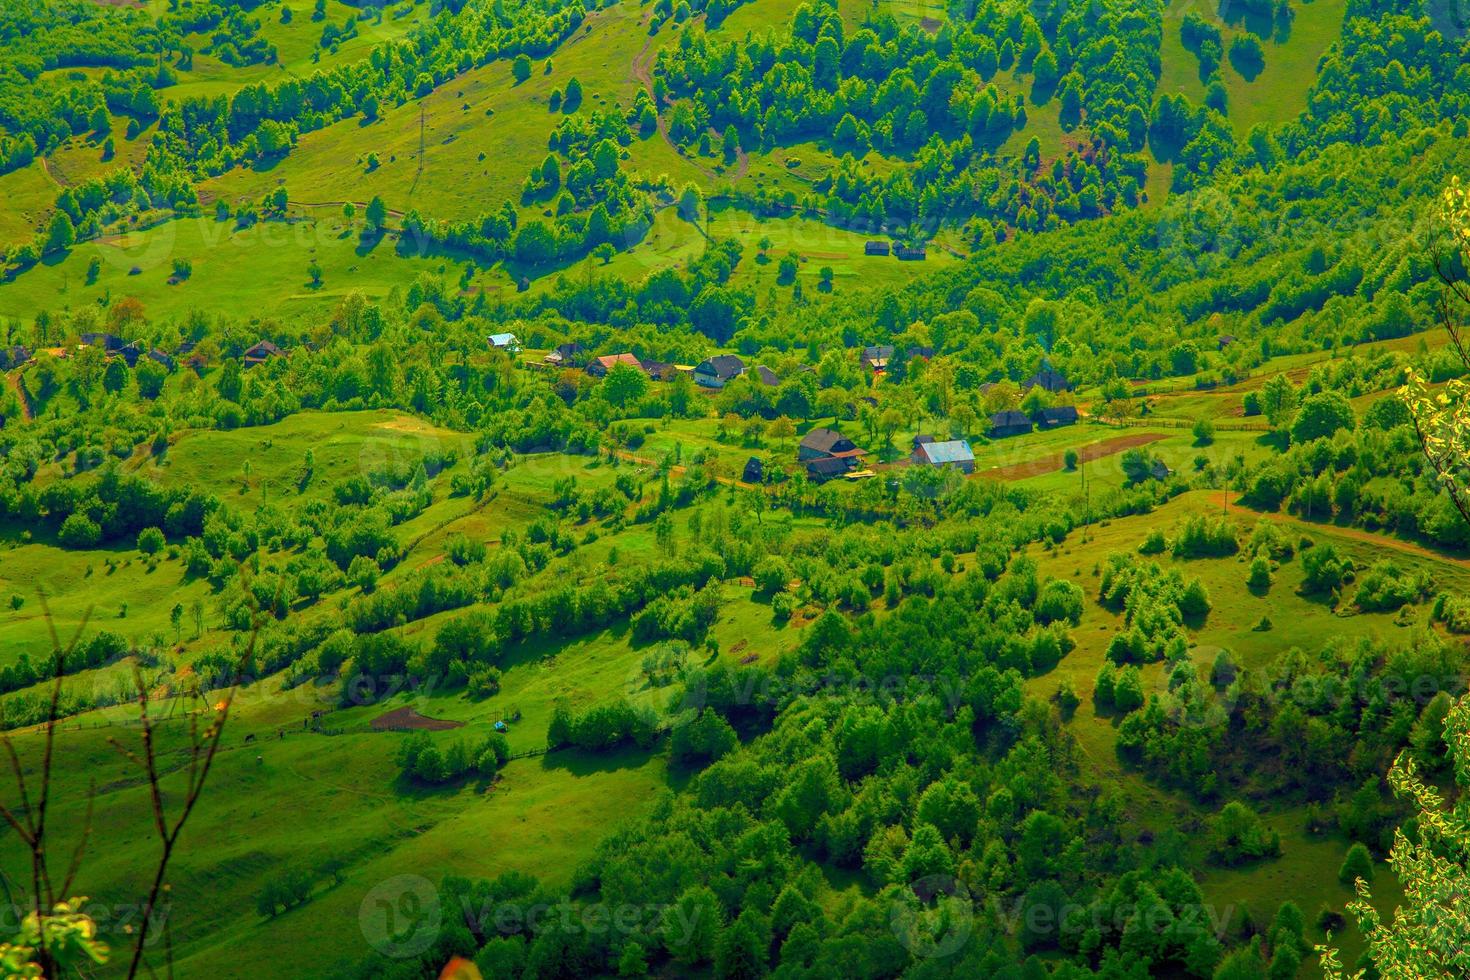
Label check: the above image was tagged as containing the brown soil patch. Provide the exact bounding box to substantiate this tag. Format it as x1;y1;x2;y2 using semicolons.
371;707;465;731
976;432;1167;482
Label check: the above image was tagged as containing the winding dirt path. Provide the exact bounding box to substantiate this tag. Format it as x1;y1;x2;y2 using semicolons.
629;20;719;182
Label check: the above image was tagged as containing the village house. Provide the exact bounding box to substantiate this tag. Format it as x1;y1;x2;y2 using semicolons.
912;438;976;474
798;427;866;480
642;360;687;382
860;345;894;374
544;342;585;367
805;456;855;483
243;340;286;368
694;354;745;389
894;243;927;261
80;332;142;367
146;348;176;372
743;457;764;483
754;365;780;387
989;410;1033;438
864;241;890;256
1033;405;1079;429
1022;359;1073;393
798;427;864;462
487;332;520;352
586;353;643;377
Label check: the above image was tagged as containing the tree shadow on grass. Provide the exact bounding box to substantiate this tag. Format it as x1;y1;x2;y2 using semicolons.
537;742;660;777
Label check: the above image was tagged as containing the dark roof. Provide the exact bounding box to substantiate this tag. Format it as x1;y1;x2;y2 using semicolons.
861;345;895;362
1;345;31;369
799;428;849;454
696;354;745;380
865;241;890;255
147;348;175;370
913;434;935;447
806;457;854;479
1034;406;1079;425
754;365;779;386
906;346;935;360
555;342;584;358
81;332;128;352
991;410;1032;427
894;244;927;260
743;457;764;481
243;340;285;361
1023;360;1072;393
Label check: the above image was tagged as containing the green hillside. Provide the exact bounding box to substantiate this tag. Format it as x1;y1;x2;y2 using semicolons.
2;0;1470;977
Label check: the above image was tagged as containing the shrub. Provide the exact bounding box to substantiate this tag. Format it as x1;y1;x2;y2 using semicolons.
1338;843;1373;885
58;513;102;549
1094;662;1117;706
137;526;165;555
1301;543;1351;594
1034;579;1084;626
1171;515;1238;558
1247;556;1272;591
1354;560;1430;612
1054;678;1079;717
1112;666;1145;713
1209;801;1281;865
1432;593;1470;633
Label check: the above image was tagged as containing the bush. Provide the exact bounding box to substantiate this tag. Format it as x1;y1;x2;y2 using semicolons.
1138;528;1167;555
1432;593;1470;633
1171;515;1238;558
1338;842;1373;885
1112;666;1145;713
1354;560;1430;612
58;513;102;549
137;526;165;555
1034;579;1084;626
1301;543;1351;594
1209;801;1281;865
1247;556;1272;591
1054;678;1079;717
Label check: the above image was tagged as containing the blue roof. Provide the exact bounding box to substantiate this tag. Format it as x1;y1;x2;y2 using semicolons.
488;332;518;346
922;439;974;464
